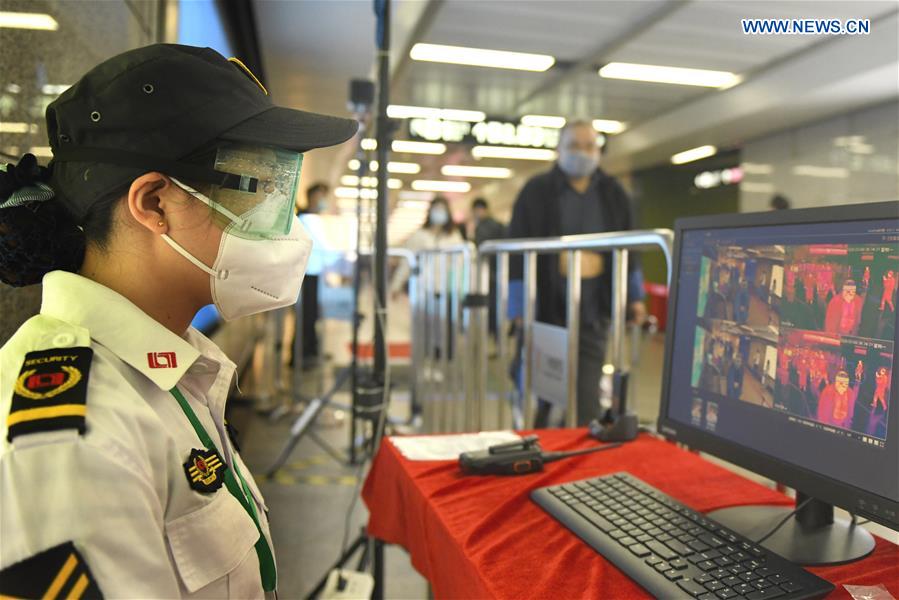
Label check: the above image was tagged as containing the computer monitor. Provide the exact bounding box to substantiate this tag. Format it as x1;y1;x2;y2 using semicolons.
657;201;898;566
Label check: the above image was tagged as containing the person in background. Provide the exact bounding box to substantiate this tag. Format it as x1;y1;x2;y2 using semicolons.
391;196;464;298
469;197;505;246
507;119;646;427
391;196;464;421
770;194;791;211
469;197;506;341
296;182;330;368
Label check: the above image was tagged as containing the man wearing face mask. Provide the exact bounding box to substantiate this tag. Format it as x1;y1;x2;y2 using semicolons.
0;45;357;598
508;120;646;427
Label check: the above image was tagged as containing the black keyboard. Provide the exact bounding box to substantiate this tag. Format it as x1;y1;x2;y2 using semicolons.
532;473;834;599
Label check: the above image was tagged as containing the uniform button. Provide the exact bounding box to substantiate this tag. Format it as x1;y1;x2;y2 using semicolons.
52;333;75;346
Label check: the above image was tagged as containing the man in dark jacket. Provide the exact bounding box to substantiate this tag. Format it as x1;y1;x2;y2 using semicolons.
508;119;646;426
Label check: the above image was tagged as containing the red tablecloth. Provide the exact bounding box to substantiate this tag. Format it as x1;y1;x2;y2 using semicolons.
362;429;899;599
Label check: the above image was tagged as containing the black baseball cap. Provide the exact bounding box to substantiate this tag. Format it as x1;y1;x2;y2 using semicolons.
46;43;358;219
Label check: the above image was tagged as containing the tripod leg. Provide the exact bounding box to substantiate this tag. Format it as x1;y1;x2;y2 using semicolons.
372;539;384;600
265;368;351;477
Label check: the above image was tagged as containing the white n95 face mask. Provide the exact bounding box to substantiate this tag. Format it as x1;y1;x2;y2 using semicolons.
163;178;313;321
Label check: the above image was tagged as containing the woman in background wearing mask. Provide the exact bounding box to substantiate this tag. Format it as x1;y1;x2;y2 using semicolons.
0;45;356;598
390;196;463;420
390;195;463;299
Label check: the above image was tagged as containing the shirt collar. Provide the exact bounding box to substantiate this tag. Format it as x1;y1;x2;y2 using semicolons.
40;271;202;390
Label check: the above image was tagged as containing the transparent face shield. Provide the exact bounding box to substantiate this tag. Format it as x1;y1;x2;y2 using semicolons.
179;143;302;240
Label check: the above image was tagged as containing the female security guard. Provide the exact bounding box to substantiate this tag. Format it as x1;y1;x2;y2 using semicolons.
0;44;356;598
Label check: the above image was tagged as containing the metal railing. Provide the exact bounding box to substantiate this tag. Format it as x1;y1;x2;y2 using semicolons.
476;229;675;430
412;242;479;433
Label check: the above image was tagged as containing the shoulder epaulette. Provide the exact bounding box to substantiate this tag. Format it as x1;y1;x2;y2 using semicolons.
0;541;103;599
7;347;93;442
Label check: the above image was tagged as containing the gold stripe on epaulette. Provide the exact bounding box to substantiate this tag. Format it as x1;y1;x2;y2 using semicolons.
7;404;87;427
42;552;77;600
67;573;89;599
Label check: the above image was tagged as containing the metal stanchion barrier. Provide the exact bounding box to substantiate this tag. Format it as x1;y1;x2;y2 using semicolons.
478;230;674;432
413;243;477;433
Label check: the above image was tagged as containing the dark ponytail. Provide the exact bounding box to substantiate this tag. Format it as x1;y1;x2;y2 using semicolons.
0;154;86;287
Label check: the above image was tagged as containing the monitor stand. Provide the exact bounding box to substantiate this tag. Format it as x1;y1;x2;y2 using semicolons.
707;492;875;566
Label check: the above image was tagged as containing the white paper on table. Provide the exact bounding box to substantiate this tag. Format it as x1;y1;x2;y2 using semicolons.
389;431;522;461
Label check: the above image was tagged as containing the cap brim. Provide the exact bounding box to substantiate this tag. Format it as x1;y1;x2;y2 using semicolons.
219;106;359;153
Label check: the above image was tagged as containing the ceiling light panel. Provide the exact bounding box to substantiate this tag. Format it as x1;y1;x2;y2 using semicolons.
520;115;566;128
410;43;555;72
671;145;717;164
388;105;485;122
599;62;739;88
392;140;446;155
472;146;557;161
411;180;472;193
0;11;59;30
441;165;513;178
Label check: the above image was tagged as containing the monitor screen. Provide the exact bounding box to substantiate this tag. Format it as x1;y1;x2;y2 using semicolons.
664;217;899;505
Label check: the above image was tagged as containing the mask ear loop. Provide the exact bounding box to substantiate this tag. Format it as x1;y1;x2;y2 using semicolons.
162;177;232;280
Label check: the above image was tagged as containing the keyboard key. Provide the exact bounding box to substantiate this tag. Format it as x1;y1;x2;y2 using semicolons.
609;529;626;539
645;555;662;566
695;574;714;584
746;588;784;600
647;541;678;560
636;534;653;544
710;569;731;580
664;539;692;555
755;567;775;577
698;594;717;600
628;543;651;557
722;576;741;587
670;558;688;570
688;540;711;553
779;582;803;594
705;581;725;592
570;503;615;533
715;590;738;599
699;533;726;547
753;578;773;589
740;542;765;557
618;536;638;547
713;556;733;566
734;583;755;596
697;560;717;571
664;568;683;581
677;579;708;596
654;561;671;573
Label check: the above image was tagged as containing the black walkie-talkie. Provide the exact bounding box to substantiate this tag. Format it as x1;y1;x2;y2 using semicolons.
459;436;621;475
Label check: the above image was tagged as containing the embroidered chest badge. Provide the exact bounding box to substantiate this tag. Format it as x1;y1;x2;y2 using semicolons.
183;448;227;493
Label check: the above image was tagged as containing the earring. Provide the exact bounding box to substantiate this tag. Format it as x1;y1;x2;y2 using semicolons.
157;220;165;227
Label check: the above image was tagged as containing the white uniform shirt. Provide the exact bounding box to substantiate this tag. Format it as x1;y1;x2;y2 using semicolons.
0;271;276;598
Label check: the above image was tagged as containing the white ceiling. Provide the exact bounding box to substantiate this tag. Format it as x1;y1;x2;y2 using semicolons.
253;0;899;217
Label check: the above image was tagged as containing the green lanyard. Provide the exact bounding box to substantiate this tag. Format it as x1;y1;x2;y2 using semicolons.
170;387;277;592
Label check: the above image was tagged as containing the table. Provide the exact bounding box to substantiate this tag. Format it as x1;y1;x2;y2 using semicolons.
362;429;899;599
